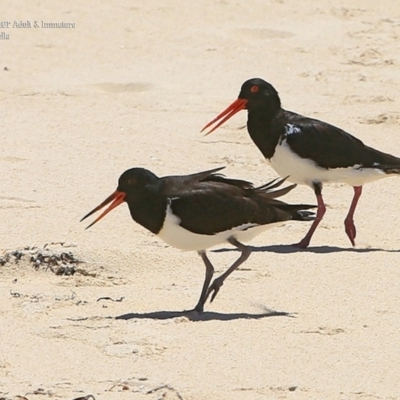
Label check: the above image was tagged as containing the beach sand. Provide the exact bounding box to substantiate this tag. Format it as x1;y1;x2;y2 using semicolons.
1;1;400;399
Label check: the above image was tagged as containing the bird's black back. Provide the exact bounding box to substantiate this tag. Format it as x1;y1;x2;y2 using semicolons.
278;111;400;170
162;170;315;235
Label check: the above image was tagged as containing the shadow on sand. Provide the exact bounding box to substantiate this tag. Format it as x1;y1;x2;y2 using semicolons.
116;307;294;322
212;244;400;255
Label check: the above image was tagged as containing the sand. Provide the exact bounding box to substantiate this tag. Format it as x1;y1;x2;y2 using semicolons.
1;1;400;399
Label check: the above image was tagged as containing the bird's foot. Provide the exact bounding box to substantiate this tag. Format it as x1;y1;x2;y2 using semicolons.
344;218;356;247
192;303;204;313
292;237;311;249
207;278;224;303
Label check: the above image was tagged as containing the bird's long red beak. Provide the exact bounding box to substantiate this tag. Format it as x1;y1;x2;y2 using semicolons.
80;190;126;229
201;98;248;135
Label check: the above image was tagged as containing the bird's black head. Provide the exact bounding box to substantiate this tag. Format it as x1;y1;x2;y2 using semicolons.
238;78;281;111
117;168;159;195
201;78;281;135
81;167;159;229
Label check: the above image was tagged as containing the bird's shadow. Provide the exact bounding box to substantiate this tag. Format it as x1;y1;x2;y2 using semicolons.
213;244;400;254
116;307;294;322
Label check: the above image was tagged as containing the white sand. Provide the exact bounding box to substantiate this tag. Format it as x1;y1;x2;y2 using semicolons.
1;1;400;399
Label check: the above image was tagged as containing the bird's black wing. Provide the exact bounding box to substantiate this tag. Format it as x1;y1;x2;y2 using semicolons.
280;111;400;170
160;166;254;197
168;178;314;235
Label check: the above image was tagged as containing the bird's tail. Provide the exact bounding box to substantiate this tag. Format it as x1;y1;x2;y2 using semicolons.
377;165;400;174
293;209;316;221
254;176;317;220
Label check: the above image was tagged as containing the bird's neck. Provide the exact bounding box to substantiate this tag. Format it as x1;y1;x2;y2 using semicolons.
247;108;283;160
126;194;168;234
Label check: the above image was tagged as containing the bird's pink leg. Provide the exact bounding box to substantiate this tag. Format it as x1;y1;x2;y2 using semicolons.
294;183;325;248
344;186;362;247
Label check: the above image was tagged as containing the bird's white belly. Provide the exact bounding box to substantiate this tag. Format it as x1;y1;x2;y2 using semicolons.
157;204;283;251
269;139;386;187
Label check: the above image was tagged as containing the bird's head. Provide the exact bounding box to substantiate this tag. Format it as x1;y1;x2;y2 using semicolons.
201;78;281;135
81;168;158;229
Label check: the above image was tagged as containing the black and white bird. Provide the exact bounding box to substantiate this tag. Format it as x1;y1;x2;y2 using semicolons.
81;166;315;312
201;78;400;248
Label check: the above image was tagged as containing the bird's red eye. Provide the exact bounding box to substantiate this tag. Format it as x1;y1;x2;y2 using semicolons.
251;85;259;93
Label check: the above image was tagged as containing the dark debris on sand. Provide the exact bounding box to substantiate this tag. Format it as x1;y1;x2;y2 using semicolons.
0;242;93;276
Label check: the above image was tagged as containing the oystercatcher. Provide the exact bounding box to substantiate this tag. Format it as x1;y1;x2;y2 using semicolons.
201;78;400;248
81;166;315;312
